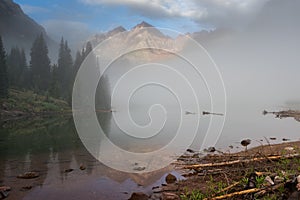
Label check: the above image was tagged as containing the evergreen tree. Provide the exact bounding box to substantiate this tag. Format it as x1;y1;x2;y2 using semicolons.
7;46;27;88
82;41;93;59
0;36;9;98
19;48;30;88
49;64;60;98
73;50;83;74
57;37;73;101
30;33;51;92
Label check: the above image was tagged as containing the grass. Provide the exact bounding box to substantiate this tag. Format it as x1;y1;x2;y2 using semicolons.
177;145;300;199
0;89;70;114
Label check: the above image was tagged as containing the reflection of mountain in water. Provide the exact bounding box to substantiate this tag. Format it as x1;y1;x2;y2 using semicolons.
0;117;172;199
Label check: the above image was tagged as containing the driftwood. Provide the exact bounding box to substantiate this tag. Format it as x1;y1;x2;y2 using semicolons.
255;182;285;196
185;154;300;169
204;188;261;200
214;182;240;195
203;111;224;116
263;109;300;122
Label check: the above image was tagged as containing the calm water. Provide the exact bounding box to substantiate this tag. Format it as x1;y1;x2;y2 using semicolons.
0;116;179;200
1;105;300;199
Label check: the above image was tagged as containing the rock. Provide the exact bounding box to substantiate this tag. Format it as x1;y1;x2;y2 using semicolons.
17;172;39;179
162;192;179;200
207;147;216;153
64;169;74;173
186;149;195;153
20;186;32;191
270;137;277;140
274;176;285;184
0;186;10;192
133;166;146;171
152;187;162;193
241;139;251;147
0;191;8;199
79;164;86;170
264;176;275;186
128;192;148;200
0;186;11;199
165;174;177;184
149;193;161;200
283;138;291;141
284;147;295;151
162;185;178;192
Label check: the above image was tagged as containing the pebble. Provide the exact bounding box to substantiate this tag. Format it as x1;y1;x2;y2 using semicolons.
17;172;39;179
133;166;146;171
165;174;177;184
20;186;32;191
274;176;285;184
162;192;180;200
152;187;162;193
207;147;216;153
284;147;295;151
264;176;274;186
0;186;11;198
79;164;86;170
186;149;195;153
64;169;74;173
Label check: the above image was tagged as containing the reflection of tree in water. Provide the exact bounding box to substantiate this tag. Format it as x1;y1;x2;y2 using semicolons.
96;75;112;137
0;117;88;187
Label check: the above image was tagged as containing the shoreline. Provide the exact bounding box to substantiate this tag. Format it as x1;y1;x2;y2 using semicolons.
152;140;300;200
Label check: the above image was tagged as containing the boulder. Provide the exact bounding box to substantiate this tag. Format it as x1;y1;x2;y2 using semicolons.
165;174;177;184
128;192;148;200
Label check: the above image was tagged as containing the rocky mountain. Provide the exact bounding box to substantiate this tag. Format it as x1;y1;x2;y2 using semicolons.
89;21;184;62
88;26;127;48
0;0;56;60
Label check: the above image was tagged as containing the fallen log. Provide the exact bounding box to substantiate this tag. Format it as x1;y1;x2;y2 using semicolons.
214;182;239;196
184;154;300;169
204;188;261;200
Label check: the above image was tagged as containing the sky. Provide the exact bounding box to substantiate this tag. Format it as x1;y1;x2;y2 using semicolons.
14;0;273;45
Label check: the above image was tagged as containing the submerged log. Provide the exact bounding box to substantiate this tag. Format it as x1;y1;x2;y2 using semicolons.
263;109;300;122
202;111;224;116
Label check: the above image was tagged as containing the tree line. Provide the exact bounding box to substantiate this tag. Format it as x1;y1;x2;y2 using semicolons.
0;34;93;104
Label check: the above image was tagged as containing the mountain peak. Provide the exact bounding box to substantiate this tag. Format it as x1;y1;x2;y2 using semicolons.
107;26;126;36
132;21;153;29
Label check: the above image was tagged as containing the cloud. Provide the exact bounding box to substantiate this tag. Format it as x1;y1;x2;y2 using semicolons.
19;4;49;14
43;20;93;51
79;0;272;28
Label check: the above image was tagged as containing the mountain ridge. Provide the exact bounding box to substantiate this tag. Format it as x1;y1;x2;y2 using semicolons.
0;0;57;61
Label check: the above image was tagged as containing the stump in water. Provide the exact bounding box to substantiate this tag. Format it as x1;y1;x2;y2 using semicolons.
241;139;251;151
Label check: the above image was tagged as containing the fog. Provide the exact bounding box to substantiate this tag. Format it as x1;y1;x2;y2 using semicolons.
72;0;300;163
198;0;300;149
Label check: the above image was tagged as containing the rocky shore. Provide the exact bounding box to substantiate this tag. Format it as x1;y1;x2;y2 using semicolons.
130;141;300;200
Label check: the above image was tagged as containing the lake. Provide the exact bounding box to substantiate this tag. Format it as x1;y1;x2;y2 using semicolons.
0;116;181;200
1;104;300;199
